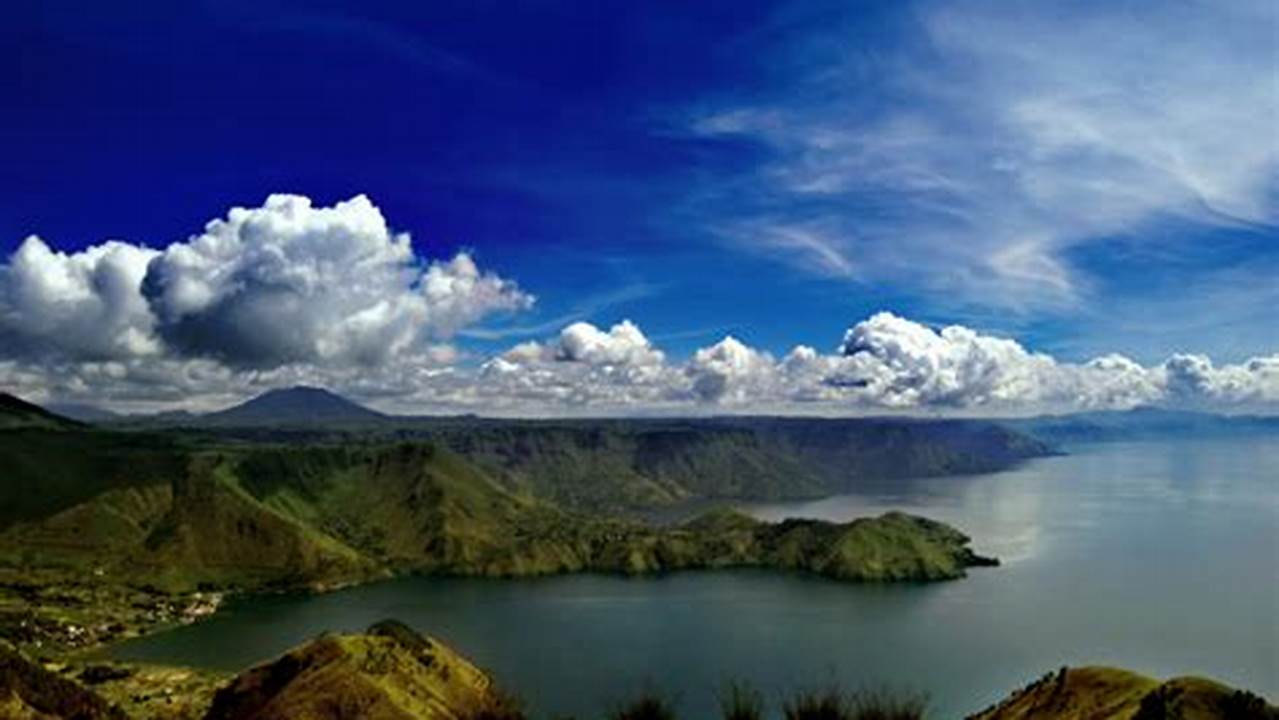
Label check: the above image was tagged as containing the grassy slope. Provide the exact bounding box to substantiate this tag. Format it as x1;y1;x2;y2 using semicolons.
969;666;1278;720
433;419;1050;512
0;431;995;592
0;393;84;431
0;430;187;529
192;416;1052;513
749;418;1053;487
202;620;513;720
0;643;129;720
130;454;379;590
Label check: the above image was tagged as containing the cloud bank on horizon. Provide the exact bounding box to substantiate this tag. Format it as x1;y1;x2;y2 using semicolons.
1;195;1274;416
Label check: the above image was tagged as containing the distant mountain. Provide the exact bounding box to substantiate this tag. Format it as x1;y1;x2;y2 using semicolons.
202;386;386;427
1011;406;1279;443
44;402;120;424
0;392;82;430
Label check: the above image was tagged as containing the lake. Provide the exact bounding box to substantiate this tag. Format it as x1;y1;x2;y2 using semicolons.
107;437;1279;717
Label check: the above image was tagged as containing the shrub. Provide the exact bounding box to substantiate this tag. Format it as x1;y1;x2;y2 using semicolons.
468;687;528;720
783;685;927;720
847;688;927;720
719;680;765;720
783;685;852;720
610;688;679;720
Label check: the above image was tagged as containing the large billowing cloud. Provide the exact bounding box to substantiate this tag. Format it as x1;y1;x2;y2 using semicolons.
0;236;161;360
1162;354;1279;407
825;313;1213;411
0;194;530;372
685;336;778;403
142;194;531;367
835;313;1059;408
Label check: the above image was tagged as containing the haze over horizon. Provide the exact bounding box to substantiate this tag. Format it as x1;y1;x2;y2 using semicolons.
2;0;1275;416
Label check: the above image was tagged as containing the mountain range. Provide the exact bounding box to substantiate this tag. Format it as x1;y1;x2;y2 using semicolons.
1010;406;1279;442
35;387;1279;446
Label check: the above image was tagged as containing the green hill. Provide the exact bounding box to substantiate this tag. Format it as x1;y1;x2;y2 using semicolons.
0;392;83;431
0;643;128;719
113;389;1055;513
423;416;1053;512
0;431;997;593
969;666;1278;720
0;429;187;529
7;632;1275;720
203;620;517;720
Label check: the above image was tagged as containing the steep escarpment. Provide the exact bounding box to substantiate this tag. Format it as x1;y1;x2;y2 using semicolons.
741;417;1053;486
0;433;997;594
425;416;1052;512
423;423;819;510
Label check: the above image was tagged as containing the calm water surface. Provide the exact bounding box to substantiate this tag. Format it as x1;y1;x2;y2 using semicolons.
110;438;1279;717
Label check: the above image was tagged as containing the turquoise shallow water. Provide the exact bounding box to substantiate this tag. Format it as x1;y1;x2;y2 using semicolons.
108;438;1279;717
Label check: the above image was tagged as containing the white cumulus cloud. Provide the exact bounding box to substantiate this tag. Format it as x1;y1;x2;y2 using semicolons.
1;194;530;372
0;236;161;360
686;336;778;403
142;194;531;367
474;320;679;408
453;313;1276;415
2;195;1275;416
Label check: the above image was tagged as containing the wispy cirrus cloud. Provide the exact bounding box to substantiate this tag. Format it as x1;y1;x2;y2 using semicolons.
683;0;1278;315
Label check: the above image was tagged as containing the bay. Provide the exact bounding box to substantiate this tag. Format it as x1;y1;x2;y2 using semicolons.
108;437;1279;717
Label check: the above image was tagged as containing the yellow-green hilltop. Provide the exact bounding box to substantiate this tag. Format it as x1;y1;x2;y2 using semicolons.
969;666;1277;720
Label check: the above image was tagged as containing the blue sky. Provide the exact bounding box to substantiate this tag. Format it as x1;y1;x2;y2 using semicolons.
0;0;1275;414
